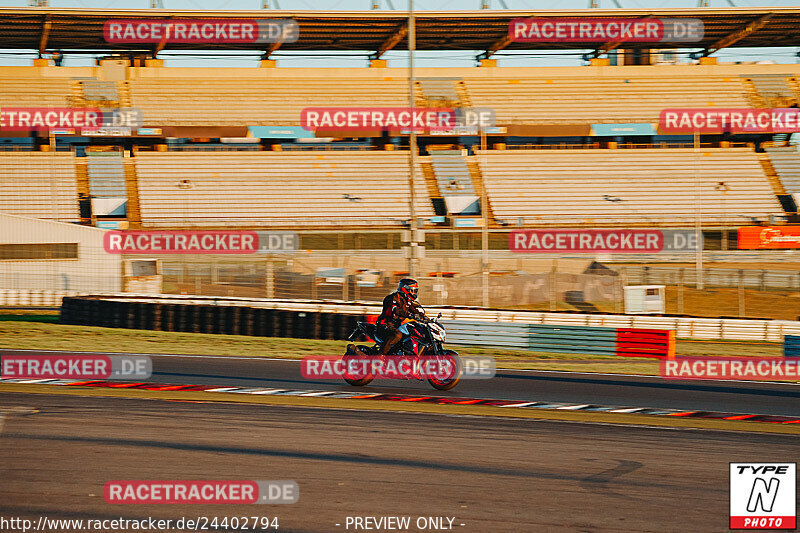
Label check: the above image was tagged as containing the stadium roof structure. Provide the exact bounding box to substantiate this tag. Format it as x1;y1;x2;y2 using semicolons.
3;6;800;59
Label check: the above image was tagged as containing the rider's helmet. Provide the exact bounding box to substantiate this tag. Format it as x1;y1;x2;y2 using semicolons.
398;278;419;301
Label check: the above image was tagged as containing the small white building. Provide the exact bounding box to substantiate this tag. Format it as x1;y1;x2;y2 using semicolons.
624;285;666;315
0;213;121;292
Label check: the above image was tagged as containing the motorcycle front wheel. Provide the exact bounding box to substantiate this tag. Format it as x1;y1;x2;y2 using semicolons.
427;350;462;391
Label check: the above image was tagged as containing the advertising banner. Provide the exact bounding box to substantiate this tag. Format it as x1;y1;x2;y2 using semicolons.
738;227;800;249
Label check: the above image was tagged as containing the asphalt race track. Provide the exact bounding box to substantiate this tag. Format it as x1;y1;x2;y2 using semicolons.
2;349;799;417
1;391;799;533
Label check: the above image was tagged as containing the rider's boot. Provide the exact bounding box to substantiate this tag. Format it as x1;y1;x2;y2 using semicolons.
348;344;367;357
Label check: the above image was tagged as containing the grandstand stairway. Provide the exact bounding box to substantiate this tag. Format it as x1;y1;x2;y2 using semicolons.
429;150;479;216
67;80;86;108
86;151;127;217
74;158;91;224
419;78;461;107
746;74;797;108
82;79;121;108
118;81;133;108
740;78;765;108
763;148;800;193
789;77;800;103
464;157;495;223
764;147;800;215
123;156;142;228
71;78;121;109
419;160;445;216
454;80;472;107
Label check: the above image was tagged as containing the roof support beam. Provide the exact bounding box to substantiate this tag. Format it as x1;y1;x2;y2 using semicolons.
583;41;623;60
371;23;408;59
477;33;513;61
262;39;283;59
704;13;773;55
38;16;51;56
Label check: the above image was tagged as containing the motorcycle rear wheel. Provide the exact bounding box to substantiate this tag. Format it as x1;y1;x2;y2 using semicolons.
343;344;375;387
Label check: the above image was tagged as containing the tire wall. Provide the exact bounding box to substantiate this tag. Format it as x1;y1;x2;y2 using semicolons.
60;297;368;341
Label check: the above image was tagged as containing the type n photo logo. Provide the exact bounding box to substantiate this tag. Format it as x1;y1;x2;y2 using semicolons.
730;463;796;529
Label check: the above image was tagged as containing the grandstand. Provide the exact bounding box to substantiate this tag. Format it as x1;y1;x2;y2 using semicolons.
0;153;79;223
133;151;432;227
127;76;414;127
3;64;799;127
476;148;784;226
1;7;800;232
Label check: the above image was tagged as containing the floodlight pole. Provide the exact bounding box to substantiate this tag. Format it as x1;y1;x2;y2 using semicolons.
694;131;704;289
481;129;489;308
407;0;418;279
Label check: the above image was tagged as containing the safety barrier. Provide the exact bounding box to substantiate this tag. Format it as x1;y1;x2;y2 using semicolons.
61;297;365;341
444;320;674;357
785;335;800;358
51;294;800;342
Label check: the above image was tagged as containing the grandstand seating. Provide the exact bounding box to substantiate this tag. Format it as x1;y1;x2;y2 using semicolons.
0;153;79;222
126;72;754;126
0;77;73;108
765;147;800;194
133;151;433;226
463;75;751;124
127;77;412;126
475;148;784;226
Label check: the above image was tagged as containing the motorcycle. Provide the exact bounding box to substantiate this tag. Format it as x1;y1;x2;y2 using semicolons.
343;311;462;391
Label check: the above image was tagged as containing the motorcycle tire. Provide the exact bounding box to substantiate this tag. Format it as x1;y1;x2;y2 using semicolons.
427;350;462;391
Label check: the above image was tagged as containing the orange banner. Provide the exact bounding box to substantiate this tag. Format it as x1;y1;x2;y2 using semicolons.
738;226;800;249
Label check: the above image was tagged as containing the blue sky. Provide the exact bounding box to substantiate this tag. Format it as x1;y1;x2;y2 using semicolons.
0;0;798;67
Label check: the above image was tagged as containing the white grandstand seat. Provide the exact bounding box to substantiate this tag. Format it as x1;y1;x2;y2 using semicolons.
0;153;79;222
134;151;433;226
475;148;783;226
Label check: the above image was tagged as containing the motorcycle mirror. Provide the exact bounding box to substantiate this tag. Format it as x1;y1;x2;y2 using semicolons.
436;312;442;319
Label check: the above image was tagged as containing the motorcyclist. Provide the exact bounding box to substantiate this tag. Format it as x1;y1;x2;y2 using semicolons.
375;278;425;355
